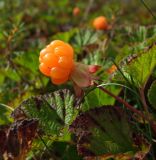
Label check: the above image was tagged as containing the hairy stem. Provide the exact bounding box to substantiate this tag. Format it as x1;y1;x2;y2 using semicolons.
94;82;156;135
139;87;149;114
94;82;145;118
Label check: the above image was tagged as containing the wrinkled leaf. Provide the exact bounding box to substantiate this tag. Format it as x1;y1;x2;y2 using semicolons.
115;44;156;87
12;89;78;135
70;106;134;156
0;119;38;160
70;106;150;159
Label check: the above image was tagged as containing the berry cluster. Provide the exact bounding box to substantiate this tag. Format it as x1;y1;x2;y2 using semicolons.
39;40;74;85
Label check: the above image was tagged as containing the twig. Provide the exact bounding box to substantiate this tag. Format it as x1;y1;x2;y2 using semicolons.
82;0;94;22
139;87;149;114
140;0;156;20
94;82;156;135
94;82;146;119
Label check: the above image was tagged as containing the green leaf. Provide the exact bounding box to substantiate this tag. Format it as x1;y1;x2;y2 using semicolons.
132;26;147;43
116;44;156;87
13;51;39;74
83;50;105;66
70;106;134;156
52;29;76;43
82;87;121;111
3;68;21;82
27;140;82;160
115;33;156;64
52;141;82;160
73;29;99;49
26;136;53;160
148;80;156;109
0;103;13;125
0;72;5;85
12;89;78;135
70;106;150;158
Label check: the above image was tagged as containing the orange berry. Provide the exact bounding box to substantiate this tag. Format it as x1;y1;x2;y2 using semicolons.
39;57;42;63
50;40;65;47
40;49;47;58
39;63;51;77
39;49;47;63
46;40;65;52
54;45;73;58
73;7;80;16
107;65;117;74
52;76;69;85
93;16;108;30
39;40;74;85
42;53;58;68
58;56;73;69
50;67;70;79
45;45;54;53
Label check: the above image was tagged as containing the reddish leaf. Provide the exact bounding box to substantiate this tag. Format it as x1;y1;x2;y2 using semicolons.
0;119;38;160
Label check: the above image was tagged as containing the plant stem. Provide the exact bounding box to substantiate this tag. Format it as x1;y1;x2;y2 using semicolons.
94;82;156;135
140;0;156;20
0;103;14;111
82;0;94;22
94;82;146;118
139;87;149;114
138;85;156;135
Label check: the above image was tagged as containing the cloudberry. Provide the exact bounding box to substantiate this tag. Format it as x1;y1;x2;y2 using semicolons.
107;65;117;74
73;7;80;16
93;16;108;30
39;40;74;85
39;40;100;90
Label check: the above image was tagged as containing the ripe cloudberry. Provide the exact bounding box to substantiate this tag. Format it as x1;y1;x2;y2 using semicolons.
93;16;108;30
39;40;100;93
73;7;80;16
39;40;74;85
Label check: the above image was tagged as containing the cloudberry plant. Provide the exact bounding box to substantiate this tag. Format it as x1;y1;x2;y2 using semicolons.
93;16;108;30
39;40;74;85
39;40;100;92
